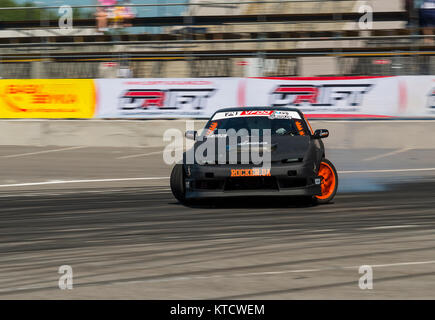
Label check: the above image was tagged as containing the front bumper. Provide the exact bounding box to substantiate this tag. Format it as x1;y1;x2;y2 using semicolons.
184;162;322;199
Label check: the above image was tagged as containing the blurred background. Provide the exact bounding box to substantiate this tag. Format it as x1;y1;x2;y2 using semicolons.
0;0;432;79
1;0;435;300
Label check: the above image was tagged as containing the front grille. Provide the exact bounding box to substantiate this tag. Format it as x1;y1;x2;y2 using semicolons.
193;180;224;190
224;177;279;191
203;160;264;165
203;160;284;166
278;178;308;189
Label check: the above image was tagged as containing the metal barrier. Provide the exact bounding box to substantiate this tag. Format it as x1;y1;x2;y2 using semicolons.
1;0;430;78
3;53;435;78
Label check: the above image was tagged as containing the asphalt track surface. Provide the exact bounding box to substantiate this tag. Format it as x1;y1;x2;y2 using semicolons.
1;145;435;299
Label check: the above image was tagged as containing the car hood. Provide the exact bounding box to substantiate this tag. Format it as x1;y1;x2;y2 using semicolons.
190;135;311;163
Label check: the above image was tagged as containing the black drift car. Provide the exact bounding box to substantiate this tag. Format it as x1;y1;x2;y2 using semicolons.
170;107;338;205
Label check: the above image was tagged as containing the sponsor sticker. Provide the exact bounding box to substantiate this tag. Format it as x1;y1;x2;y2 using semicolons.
240;110;274;116
231;168;271;177
212;110;300;121
268;110;301;120
205;121;218;136
212;110;274;120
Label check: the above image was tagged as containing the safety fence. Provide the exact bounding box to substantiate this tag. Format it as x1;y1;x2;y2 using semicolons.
3;55;435;79
0;76;434;119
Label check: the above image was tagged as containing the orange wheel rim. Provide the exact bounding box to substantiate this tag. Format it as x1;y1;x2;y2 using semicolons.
316;162;336;200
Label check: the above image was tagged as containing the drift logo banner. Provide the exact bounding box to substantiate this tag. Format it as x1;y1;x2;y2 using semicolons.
97;79;238;118
121;89;166;109
120;88;216;111
270;84;373;110
96;76;435;119
245;77;399;117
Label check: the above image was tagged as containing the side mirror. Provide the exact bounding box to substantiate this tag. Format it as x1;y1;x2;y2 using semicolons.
185;130;197;140
314;129;329;139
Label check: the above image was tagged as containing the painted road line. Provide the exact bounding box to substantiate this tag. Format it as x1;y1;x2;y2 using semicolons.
109;259;435;287
117;147;185;160
363;148;411;161
360;225;418;230
1;257;435;294
117;150;165;160
0;177;169;188
1;167;435;188
0;189;173;198
339;168;435;174
1;146;86;159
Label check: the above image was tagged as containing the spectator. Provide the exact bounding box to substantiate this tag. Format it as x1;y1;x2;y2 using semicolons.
108;1;136;29
95;7;108;33
405;0;418;27
117;60;132;78
98;0;117;5
111;5;125;29
419;0;435;44
121;0;136;28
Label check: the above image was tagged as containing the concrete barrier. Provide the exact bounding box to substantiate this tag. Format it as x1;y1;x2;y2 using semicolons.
0;119;434;149
315;120;435;149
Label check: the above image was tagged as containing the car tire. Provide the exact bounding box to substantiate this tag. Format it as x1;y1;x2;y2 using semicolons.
170;164;187;204
313;158;338;204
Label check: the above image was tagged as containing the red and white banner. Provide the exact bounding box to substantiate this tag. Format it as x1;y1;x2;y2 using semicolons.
95;76;435;119
243;76;399;118
96;78;239;118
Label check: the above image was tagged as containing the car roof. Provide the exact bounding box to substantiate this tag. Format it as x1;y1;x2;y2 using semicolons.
215;106;303;114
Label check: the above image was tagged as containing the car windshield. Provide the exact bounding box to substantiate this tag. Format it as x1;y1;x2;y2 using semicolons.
202;112;309;137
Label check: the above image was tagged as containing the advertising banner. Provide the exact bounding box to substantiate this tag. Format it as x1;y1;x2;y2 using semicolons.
243;76;401;118
400;76;435;118
0;79;96;118
95;76;413;119
96;78;240;119
1;76;435;119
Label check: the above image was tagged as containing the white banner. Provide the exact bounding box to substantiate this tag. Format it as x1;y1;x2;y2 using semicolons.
96;78;240;118
96;76;435;119
243;76;400;118
400;76;435;117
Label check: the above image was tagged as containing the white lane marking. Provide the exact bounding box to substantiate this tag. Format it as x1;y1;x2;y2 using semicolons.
339;168;435;174
1;257;435;294
323;120;435;123
117;150;164;160
94;259;435;287
118;259;435;285
311;229;336;233
0;177;169;188
1;146;86;159
361;225;418;230
368;260;435;268
117;147;185;160
0;189;173;198
363;148;411;161
1;167;435;189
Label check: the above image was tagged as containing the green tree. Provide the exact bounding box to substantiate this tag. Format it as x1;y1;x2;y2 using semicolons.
0;0;41;21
